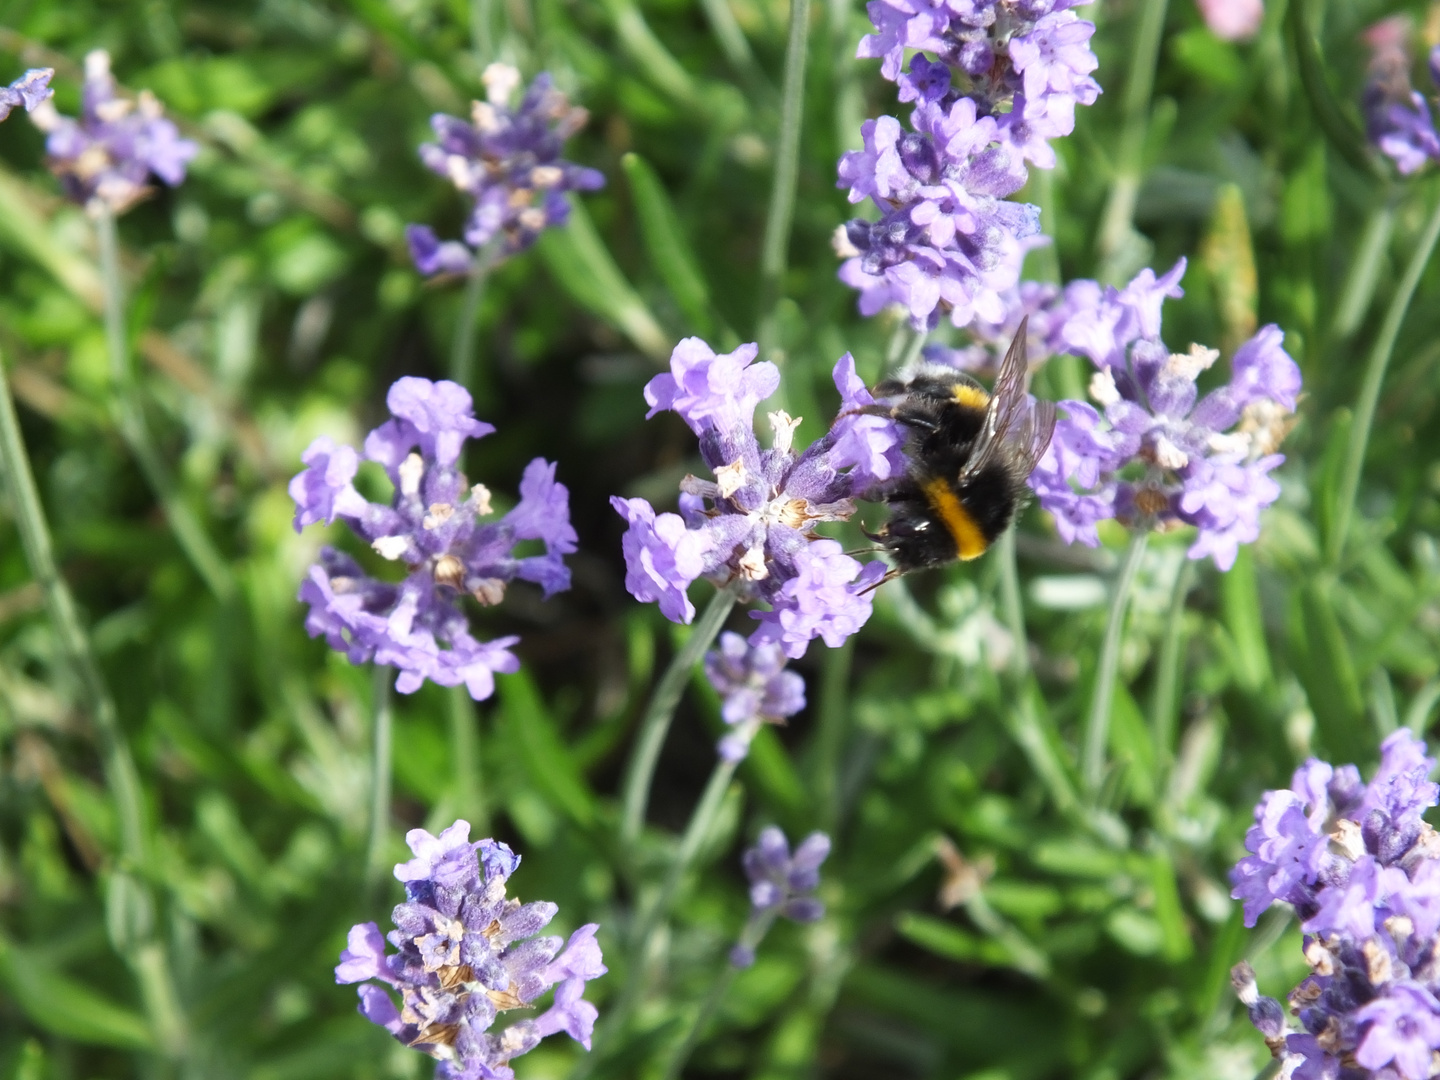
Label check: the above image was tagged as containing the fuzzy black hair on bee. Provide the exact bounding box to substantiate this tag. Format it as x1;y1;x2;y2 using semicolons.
858;318;1056;576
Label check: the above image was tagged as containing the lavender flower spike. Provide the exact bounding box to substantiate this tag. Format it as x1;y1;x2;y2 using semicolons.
406;63;605;275
857;0;1101;168
291;377;576;699
337;821;605;1077
730;827;831;968
704;631;806;762
1229;730;1440;1080
613;338;898;658
1362;19;1440;175
0;68;52;122
835;100;1038;331
1026;261;1301;569
30;50;197;213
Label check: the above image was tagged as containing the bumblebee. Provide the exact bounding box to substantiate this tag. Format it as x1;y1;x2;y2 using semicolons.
861;318;1056;576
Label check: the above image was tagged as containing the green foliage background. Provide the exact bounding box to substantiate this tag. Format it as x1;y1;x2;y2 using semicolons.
1;0;1438;1077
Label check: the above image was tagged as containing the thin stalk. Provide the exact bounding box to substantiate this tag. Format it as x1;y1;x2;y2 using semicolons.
699;0;763;85
1094;0;1169;276
1331;201;1396;341
756;0;813;353
812;637;853;832
472;0;495;65
995;528;1028;681
0;350;146;865
574;754;743;1079
450;237;506;389
663;966;738;1080
660;909;776;1080
1329;189;1440;566
1029;167;1061;284
1082;531;1148;797
1149;557;1195;780
130;940;188;1057
94;207;234;602
449;686;488;834
365;669;395;889
897;325;926;373
0;352;187;1053
637;756;739;945
619;586;738;849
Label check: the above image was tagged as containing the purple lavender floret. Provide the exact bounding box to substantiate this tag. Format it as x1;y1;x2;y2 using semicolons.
290;377;576;700
744;827;831;924
1024;260;1300;570
835;100;1037;331
1230;731;1440;1080
860;0;1099;167
612;339;896;659
337;822;606;1079
920;279;1062;373
407;63;604;275
704;631;806;762
0;68;52;122
838;0;1098;330
30;51;196;213
1362;19;1440;175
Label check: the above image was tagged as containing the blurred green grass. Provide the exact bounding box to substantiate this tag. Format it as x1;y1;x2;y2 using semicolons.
1;0;1440;1077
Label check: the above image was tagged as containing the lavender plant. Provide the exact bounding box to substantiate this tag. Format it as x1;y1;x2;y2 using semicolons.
1363;20;1440;176
703;631;806;763
338;822;606;1077
0;67;52;122
1025;260;1301;571
31;50;195;213
7;4;1440;1080
612;337;901;657
405;63;604;275
836;0;1099;329
291;376;576;700
1231;731;1440;1080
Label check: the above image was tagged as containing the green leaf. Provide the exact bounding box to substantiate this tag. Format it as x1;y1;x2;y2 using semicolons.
1297;576;1367;762
1105;906;1164;956
1107;680;1155;807
622;153;714;335
0;935;153;1050
138;57;275;118
1147;849;1193;963
1222;545;1272;693
537;199;670;361
497;670;597;828
895;911;1011;967
742;726;806;814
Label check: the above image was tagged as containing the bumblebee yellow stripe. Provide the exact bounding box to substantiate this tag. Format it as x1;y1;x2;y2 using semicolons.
951;385;989;410
920;477;989;560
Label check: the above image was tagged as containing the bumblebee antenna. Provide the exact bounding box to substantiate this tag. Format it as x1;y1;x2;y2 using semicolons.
844;546;886;557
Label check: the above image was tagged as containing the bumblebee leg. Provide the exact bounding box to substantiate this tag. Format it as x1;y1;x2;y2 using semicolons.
858;567;901;595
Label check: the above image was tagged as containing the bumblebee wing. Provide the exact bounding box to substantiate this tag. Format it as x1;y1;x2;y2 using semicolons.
960;317;1034;480
1013;397;1057;478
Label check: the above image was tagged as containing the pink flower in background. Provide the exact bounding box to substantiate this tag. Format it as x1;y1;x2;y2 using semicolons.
1196;0;1263;41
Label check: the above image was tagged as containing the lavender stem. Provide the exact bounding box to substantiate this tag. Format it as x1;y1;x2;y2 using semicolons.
1149;556;1195;780
660;908;775;1080
1095;0;1169;281
756;0;812;356
95;205;235;601
1082;530;1148;797
364;667;394;890
619;584;738;849
0;348;188;1055
1329;190;1440;566
450;234;506;389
